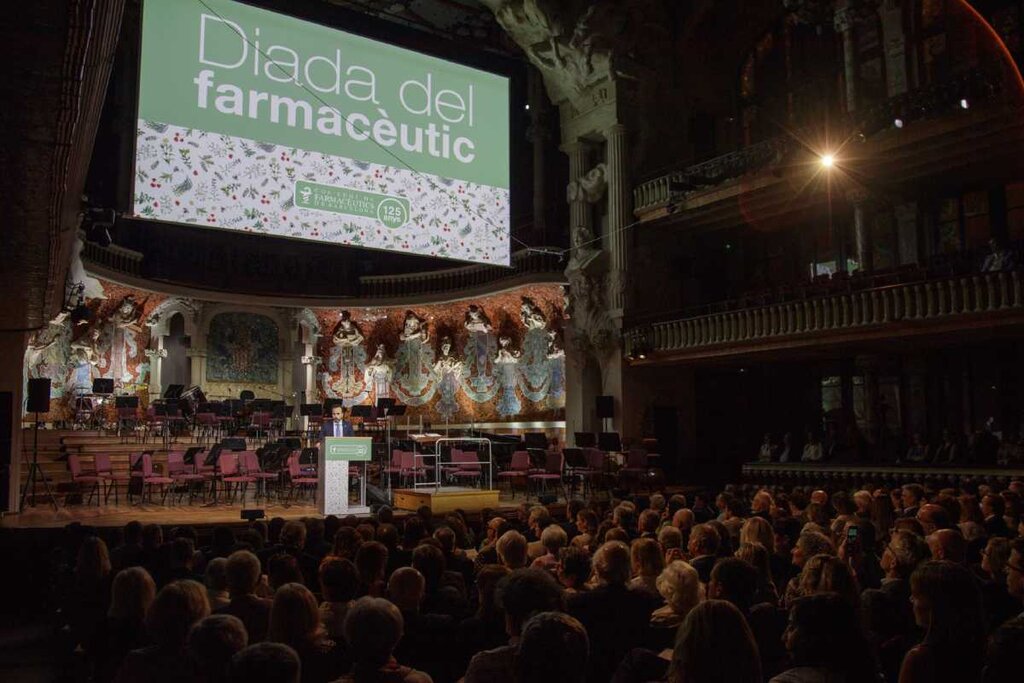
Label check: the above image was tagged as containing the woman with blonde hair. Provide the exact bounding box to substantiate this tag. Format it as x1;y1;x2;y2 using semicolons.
649;560;703;649
269;583;345;683
68;536;114;650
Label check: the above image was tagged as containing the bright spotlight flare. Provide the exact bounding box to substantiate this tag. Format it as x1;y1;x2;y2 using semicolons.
820;153;835;168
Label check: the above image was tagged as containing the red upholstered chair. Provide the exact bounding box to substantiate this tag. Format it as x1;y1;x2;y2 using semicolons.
383;449;406;488
68;454;103;506
618;447;651;491
240;450;279;502
94;453;131;505
131;452;175;504
286;452;318;502
219;452;256;504
497;450;532;498
528;451;565;498
196;412;219;445
167;451;206;503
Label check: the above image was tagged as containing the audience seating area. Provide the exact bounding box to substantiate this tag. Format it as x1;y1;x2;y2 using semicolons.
25;472;1024;683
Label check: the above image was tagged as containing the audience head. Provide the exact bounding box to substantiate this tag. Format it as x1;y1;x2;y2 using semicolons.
1006;539;1024;600
387;566;426;612
268;583;323;649
355;540;388;586
205;557;229;594
319;557;359;603
266;554;303;591
797;554;861;608
147;579;211;651
657;560;702;617
557;546;593;590
188;614;248;683
658;525;683;552
739;516;775;553
916;503;951;535
669;600;762;683
344;597;404;669
109;566;157;621
540;524;568;556
225;551;262;598
496;530;529;569
630;537;665;578
671;508;695;532
475;564;511;616
881;529;930;580
410;543;445;592
902;484;925;510
496;568;565;637
784;593;876;679
638;509;661;535
76;535;111;583
229;643;300;683
983;616;1024;683
593;541;632;586
279;521;306;550
708;557;758;612
688;523;720;558
910;561;986;647
514;612;589;683
980;537;1011;581
926;528;967;564
792;530;833;568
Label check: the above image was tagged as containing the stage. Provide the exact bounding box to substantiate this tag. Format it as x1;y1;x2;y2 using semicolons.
1;501;320;530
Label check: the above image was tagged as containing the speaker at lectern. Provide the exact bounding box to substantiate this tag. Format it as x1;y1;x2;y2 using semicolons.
318;436;374;515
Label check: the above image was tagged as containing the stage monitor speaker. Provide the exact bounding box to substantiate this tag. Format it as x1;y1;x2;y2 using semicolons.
596;395;614;419
27;378;51;414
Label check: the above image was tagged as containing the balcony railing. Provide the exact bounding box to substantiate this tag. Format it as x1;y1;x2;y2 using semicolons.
358;248;565;299
625;270;1024;357
79;235;143;277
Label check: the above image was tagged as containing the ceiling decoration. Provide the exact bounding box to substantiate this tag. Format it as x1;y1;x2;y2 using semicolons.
325;0;514;50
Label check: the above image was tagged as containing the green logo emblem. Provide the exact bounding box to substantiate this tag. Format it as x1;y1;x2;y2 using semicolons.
377;197;409;229
294;181;410;229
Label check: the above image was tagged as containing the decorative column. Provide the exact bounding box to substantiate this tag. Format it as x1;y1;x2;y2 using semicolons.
834;1;860;113
145;342;166;401
880;0;909;96
187;345;207;393
527;67;549;243
562;139;593;246
849;188;873;273
605;123;631;313
856;355;881;452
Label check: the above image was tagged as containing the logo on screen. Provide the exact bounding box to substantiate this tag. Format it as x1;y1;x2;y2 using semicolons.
377;198;408;229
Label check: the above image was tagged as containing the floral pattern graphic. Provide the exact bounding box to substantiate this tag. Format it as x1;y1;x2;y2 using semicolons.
133;120;510;265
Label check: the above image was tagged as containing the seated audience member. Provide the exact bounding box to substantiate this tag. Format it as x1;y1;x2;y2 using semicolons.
268;583;345;683
464;568;565;683
90;567;156;683
354;541;388;598
495;530;529;570
1006;539;1024;612
796;554;861;608
741;517;787;588
735;542;779;606
721;498;748;541
903;433;930;463
628;538;665;595
686;524;720;583
707;558;758;614
205;558;231;611
771;593;878;683
669;600;762;683
330;527;364;563
68;535;114;650
977;537;1019;629
561;500;585;540
571;509;600;551
932;429;961;464
458;564;511;666
318;557;359;643
377;524;409;579
915;504;951;536
638;509;661;540
388;566;456;682
771;518;802;586
649;560;702;649
475;517;510;567
900;561;986;683
526;506;555;560
115;580;210;683
557;546;593;594
800;431;823;462
783;531;833;607
188;614;248;683
217;550;274;644
434;526;473;587
981;494;1010;538
260;521;319;588
900;484;925;518
658;526;683;562
926;528;967;565
268;554;305;592
111;521;145;571
569;541;661;683
982;616;1024;683
336;597;431;683
411;543;466;617
757;433;778;462
514;612;589;683
530;524;568;572
229;643;301;683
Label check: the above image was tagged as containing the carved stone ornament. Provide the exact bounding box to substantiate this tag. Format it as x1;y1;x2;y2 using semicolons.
520;297;548;330
464;304;494;333
566;162;608;204
331;310;365;347
399;310;429;343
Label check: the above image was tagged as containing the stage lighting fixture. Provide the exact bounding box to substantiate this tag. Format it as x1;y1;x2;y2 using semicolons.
820;154;835;168
894;118;904;128
960;98;970;110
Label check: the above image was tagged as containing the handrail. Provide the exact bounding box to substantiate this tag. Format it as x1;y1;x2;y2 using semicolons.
625;270;1024;356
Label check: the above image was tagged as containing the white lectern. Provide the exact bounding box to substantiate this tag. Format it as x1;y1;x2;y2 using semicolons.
318;436;372;515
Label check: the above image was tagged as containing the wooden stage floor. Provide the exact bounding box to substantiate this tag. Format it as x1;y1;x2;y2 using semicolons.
1;501;322;529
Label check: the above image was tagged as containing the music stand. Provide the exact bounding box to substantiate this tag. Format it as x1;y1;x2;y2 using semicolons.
598;432;622;453
92;378;114;395
574;432;597;448
299;404;323;417
376;400;402;500
524;432;549;450
563;447;588;498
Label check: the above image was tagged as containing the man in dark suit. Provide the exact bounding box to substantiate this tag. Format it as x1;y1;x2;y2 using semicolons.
982;494;1011;538
321;404;353;438
687;523;721;584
